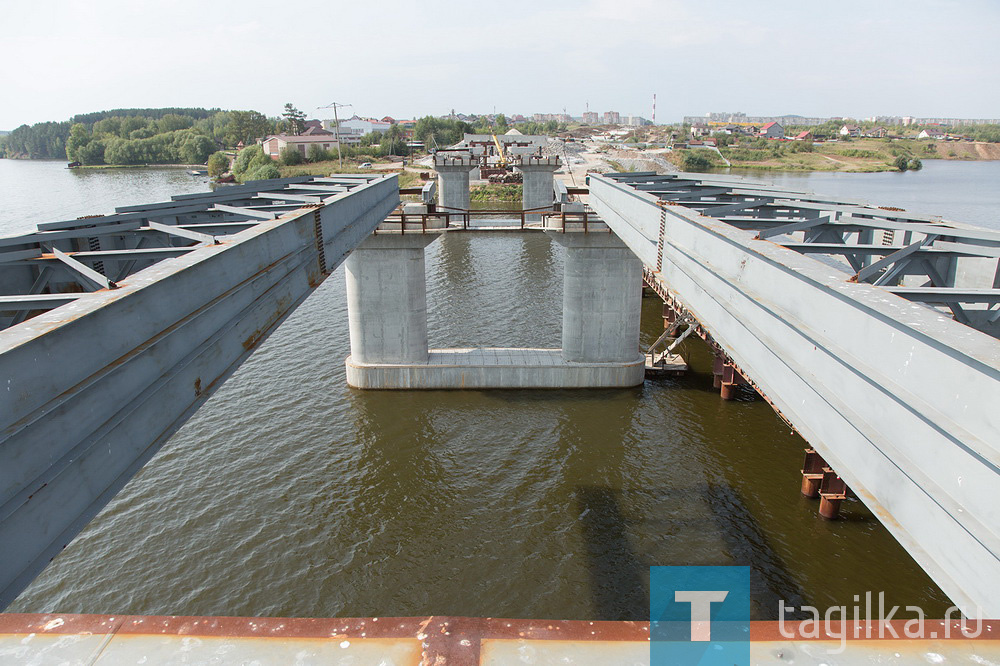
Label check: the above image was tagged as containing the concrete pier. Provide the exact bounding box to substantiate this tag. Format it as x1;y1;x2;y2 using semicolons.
345;215;645;389
518;157;561;221
345;234;440;364
548;232;644;365
433;155;475;213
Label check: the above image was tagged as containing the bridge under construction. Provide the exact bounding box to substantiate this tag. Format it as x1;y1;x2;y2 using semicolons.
0;165;997;626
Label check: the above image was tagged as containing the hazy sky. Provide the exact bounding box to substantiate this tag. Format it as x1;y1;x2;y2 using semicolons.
2;0;998;129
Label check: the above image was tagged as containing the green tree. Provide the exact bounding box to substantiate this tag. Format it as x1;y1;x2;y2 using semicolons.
65;123;92;162
207;151;230;177
682;152;714;172
76;139;107;165
104;138;143;164
282;103;307;135
243;163;281;181
93;116;124;137
119;116;149;137
893;155;910;171
178;134;216;164
226;110;272;146
280;145;304;165
232;144;276;182
307;144;329;162
157;114;195;133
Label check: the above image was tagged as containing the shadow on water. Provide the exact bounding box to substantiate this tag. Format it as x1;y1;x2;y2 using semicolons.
700;481;810;619
577;482;810;621
576;486;649;620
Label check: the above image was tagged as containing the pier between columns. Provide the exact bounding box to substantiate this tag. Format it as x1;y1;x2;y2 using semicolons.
345;223;644;389
433;155;474;212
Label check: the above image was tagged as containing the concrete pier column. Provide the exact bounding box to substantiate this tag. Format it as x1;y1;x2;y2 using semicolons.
345;234;440;364
518;156;561;221
547;232;643;363
433;155;475;214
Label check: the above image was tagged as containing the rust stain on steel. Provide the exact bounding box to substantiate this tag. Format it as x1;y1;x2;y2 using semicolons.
241;297;293;352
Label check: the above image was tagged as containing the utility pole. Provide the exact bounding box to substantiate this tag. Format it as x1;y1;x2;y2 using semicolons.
317;101;352;170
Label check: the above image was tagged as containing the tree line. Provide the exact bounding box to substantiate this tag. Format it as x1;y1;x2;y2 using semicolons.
1;107;279;164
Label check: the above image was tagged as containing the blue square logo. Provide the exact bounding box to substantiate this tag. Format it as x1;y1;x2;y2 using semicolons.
650;566;752;665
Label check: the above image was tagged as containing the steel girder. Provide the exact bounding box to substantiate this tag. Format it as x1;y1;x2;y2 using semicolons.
0;175;399;608
589;172;1000;616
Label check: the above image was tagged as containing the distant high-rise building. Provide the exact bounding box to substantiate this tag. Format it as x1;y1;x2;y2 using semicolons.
583;112;599;124
625;116;651;127
603;111;621;125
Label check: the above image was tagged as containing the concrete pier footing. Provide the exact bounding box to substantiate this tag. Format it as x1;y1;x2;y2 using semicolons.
433;156;475;213
346;348;644;389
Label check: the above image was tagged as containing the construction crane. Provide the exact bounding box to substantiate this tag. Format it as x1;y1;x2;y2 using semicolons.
491;133;508;167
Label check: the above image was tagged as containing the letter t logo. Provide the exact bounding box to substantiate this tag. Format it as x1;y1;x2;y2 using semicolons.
674;590;729;641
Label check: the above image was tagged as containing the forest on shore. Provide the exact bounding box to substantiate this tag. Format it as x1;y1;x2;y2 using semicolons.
0;107;276;165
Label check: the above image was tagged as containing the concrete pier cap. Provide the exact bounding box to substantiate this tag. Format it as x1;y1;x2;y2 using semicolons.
517;156;562;221
433;154;475;213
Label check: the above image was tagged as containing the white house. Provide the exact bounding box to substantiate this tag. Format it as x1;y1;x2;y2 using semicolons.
324;116;391;136
918;128;945;139
261;133;357;160
839;124;861;137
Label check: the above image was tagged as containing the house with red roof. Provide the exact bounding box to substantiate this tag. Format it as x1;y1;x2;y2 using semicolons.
760;121;784;139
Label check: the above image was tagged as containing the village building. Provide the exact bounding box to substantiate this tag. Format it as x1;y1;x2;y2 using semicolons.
261;133;355;160
918;128;946;139
760;121;784;139
840;124;861;137
794;130;813;141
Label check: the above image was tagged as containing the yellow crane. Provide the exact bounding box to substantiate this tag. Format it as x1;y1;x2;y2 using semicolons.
491;133;508;167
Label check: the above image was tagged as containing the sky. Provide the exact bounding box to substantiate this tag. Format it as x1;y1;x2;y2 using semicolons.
2;0;998;129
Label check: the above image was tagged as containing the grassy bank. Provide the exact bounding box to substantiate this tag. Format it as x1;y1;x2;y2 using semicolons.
277;160;422;188
73;163;205;170
666;138;1000;173
470;184;522;202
